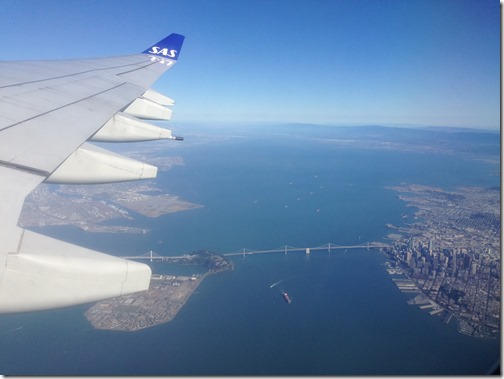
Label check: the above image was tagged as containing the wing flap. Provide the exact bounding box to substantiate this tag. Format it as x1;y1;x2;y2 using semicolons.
91;112;176;142
142;89;175;106
124;97;173;120
46;142;157;184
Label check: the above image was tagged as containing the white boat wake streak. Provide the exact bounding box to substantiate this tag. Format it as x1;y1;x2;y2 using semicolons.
269;276;298;288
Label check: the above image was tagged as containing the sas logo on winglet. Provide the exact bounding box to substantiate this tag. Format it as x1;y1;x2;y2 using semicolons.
147;46;178;58
142;34;184;61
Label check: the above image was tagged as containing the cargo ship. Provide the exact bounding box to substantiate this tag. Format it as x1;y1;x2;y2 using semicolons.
281;290;292;304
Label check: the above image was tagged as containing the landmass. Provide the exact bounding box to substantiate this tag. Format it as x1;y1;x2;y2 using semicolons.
85;250;233;331
18;147;500;338
381;184;500;338
85;274;204;331
19;173;203;234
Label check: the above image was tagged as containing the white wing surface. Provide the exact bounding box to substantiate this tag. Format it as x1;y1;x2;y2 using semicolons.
0;34;185;313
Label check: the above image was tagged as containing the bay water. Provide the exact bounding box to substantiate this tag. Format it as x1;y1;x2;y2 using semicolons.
0;126;499;375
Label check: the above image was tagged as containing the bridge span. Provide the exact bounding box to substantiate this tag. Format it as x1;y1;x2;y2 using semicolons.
222;242;388;257
123;242;388;261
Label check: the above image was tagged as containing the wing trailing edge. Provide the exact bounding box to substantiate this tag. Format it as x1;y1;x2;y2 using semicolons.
124;97;173;120
91;112;177;142
46;142;158;184
0;33;185;313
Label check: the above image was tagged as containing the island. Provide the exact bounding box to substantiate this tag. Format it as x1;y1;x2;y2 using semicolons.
84;250;234;331
381;184;500;338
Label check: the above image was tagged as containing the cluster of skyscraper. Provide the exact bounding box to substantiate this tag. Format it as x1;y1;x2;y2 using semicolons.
402;238;488;278
384;237;500;332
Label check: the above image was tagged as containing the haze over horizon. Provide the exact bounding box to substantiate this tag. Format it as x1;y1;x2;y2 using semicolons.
0;0;499;130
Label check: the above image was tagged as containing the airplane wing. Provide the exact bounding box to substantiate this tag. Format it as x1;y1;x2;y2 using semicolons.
0;33;185;313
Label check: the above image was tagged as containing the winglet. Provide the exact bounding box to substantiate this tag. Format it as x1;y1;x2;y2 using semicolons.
142;33;185;61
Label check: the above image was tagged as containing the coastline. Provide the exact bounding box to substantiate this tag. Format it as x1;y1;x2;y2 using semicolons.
381;184;500;338
85;273;209;332
19;181;202;233
84;251;234;331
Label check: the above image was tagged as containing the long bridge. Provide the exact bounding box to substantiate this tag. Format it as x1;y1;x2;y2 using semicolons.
123;251;192;261
123;242;389;261
223;242;388;257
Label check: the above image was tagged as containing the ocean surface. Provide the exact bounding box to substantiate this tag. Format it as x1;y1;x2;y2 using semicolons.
0;125;499;375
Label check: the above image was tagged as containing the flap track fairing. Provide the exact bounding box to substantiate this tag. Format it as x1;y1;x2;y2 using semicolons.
46;143;157;184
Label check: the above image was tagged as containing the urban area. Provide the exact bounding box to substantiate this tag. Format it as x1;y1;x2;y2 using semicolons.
85;250;234;331
19;179;202;233
17;178;500;337
382;184;500;338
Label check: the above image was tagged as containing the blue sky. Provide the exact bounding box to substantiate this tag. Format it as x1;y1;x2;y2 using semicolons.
0;0;500;129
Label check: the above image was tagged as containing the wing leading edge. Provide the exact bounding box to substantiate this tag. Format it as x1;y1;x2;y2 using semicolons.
0;34;185;313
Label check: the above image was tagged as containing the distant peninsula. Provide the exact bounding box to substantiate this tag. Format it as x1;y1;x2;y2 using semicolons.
19;176;202;234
